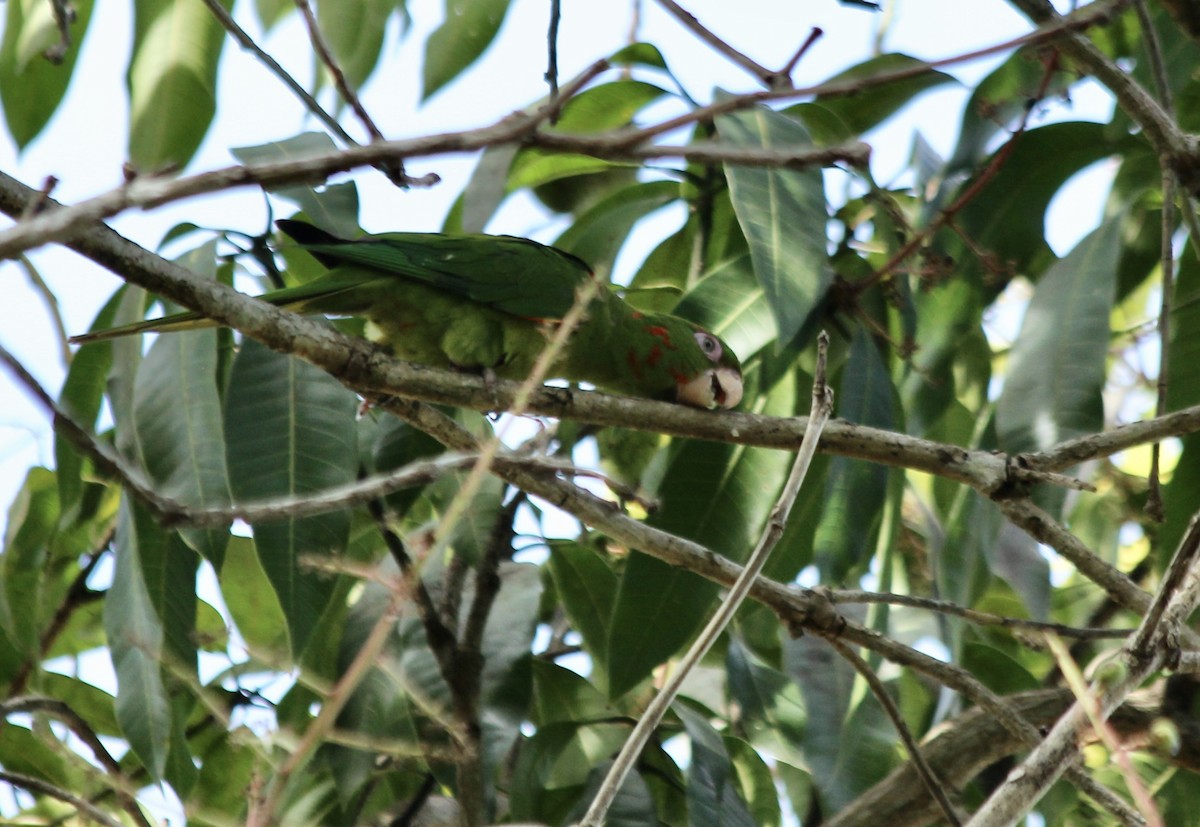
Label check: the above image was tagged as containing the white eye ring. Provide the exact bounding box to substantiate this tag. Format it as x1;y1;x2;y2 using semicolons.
694;331;722;361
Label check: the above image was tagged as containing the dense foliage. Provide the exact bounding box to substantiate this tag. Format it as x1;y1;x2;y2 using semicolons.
3;0;1200;825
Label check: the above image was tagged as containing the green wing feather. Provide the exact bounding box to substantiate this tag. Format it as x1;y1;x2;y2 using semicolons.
70;222;596;344
277;220;591;320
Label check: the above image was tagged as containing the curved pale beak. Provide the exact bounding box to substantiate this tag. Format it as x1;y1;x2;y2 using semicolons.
677;366;743;409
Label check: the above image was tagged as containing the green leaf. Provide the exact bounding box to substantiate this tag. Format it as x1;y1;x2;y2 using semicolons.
806;53;956;139
479;562;541;782
715;102;831;344
0;468;59;654
962;642;1039;695
219;535;288;654
127;0;229;169
57;288;128;513
371;416;445;515
316;0;395;90
422;0;512;100
676;702;756;827
947;122;1121;288
996;217;1121;454
606;364;795;698
232;134;362;237
103;498;175;781
0;723;80;791
784;634;898;811
224;339;358;655
0;0;95;148
553;179;680;280
726;736;782;827
813;329;896;582
547;542;618;666
946;45;1076;174
133;250;231;566
530;659;615;726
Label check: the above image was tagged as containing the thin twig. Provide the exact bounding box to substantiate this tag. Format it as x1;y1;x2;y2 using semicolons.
0;770;124;827
1134;0;1177;522
293;0;382;144
651;0;774;84
578;332;835;826
774;27;824;84
2;697;152;827
828;637;961;826
1043;635;1163;827
198;0;354;146
833;590;1132;639
968;513;1200;826
546;0;561;113
247;572;409;827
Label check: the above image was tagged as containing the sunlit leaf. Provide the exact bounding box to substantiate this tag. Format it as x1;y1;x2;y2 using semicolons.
715;102;831;345
422;0;512;99
0;0;95;148
127;0;229;169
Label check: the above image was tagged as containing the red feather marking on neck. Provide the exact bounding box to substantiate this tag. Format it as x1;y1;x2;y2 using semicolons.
646;344;663;367
645;325;676;348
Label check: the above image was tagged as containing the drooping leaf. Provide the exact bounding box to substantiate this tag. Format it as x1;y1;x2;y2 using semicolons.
224;339;358;655
676;702;756;827
0;468;59;655
316;0;396;91
133;246;231;565
784;633;898;812
422;0;512;100
715;102;831;345
813;328;896;582
103;498;176;781
800;53;956;142
547;541;618;666
127;0;229;170
996;217;1121;454
0;0;95;148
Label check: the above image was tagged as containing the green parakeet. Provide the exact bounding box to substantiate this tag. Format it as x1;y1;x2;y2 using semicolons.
72;220;744;408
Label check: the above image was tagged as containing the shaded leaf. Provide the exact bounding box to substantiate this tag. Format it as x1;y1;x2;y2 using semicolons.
996;217;1120;454
814;329;896;582
103;498;175;781
547;541;618;666
224;339;358;655
676;702;756;827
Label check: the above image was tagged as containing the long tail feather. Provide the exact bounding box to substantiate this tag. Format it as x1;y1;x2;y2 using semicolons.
69;312;215;344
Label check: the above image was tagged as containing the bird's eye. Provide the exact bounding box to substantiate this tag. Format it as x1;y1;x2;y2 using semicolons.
694;331;721;361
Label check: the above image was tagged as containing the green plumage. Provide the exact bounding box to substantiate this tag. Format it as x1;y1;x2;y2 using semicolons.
72;221;744;408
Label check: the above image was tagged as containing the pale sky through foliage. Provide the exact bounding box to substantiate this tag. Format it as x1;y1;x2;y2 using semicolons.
0;1;1130;822
0;1;1115;542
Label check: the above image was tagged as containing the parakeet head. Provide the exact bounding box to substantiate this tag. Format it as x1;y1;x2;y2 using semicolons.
675;324;743;409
